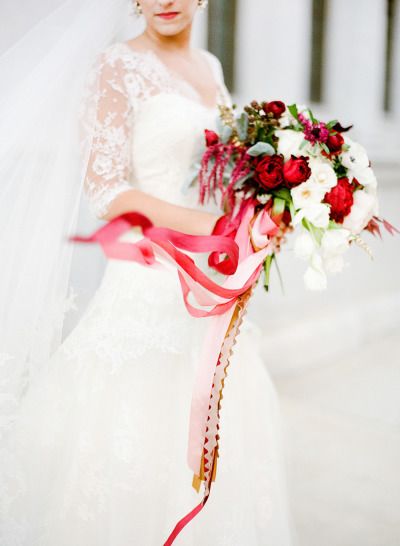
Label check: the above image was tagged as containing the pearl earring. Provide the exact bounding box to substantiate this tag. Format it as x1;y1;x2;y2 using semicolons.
198;0;208;10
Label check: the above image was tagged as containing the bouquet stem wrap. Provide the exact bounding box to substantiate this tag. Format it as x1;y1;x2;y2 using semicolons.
71;201;279;544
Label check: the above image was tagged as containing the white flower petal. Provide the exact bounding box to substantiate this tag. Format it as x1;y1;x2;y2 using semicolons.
309;158;337;192
294;230;315;260
342;189;377;234
341;137;370;170
276;129;307;160
304;254;327;291
291;180;325;210
321;228;351;256
302;203;330;228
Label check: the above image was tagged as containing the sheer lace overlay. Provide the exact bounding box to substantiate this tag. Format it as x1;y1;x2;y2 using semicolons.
82;43;231;218
0;42;294;546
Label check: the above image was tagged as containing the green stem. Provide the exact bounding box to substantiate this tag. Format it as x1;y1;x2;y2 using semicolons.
263;254;274;292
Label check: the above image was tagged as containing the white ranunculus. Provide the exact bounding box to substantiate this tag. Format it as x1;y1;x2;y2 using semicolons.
290;180;325;210
352;166;378;190
294;230;315;260
276;129;307;160
342;189;377;234
341;137;370;171
309;158;338;192
294;203;330;229
303;253;327;291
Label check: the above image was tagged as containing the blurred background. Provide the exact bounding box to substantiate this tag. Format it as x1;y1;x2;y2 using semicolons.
200;2;400;545
2;1;399;544
198;2;400;545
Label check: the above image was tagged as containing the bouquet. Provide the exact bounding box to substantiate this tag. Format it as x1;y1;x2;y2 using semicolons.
73;99;397;546
196;99;397;291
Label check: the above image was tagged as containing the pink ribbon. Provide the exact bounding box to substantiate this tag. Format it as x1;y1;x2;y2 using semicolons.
71;204;279;544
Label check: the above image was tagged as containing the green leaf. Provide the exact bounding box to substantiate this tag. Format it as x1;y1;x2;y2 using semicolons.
247;141;275;156
236;112;249;141
288;103;299;120
272;197;286;216
289;200;296;223
273;254;285;296
272;187;291;203
326;119;339;129
263;254;274;292
302;218;323;245
299;138;308;150
308;108;318;124
328;220;342;229
320;142;330;154
220;125;233;144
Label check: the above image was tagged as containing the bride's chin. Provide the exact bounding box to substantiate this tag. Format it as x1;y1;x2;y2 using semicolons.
149;19;192;37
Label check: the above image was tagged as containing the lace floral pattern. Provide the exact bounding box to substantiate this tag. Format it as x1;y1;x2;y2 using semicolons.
0;42;294;546
82;43;231;218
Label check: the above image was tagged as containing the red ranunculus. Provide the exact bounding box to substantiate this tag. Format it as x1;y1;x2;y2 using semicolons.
283;155;312;187
326;132;344;154
204;129;219;147
324;177;354;223
263;101;286;119
254;154;284;190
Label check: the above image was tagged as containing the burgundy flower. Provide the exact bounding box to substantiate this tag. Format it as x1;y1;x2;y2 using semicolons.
298;113;330;144
263;101;286;119
283;155;312;187
254;154;284;190
204;129;219;147
324;177;354;223
326;132;344;154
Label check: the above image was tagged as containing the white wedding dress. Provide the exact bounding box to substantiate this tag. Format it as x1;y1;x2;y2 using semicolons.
0;42;294;545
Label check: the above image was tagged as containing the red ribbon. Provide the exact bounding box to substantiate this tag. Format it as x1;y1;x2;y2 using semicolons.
71;207;278;544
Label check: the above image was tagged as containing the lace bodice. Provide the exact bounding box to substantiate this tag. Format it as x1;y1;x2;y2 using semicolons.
82;42;232;218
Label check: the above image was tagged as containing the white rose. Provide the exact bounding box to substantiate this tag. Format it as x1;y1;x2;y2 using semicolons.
294;203;330;229
309;158;337;192
341;137;370;171
303;253;327;291
291;180;326;210
342;189;377;234
294;230;315;260
276;129;306;160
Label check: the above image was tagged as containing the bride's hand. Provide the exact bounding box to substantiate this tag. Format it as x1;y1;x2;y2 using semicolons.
104;188;219;237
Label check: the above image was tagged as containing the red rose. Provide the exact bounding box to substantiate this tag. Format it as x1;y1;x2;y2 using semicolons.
263;101;286;118
324;177;354;223
327;132;344;153
254;154;284;189
204;129;219;147
283;155;312;187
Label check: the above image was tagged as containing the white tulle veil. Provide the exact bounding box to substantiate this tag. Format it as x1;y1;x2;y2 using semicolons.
0;0;144;444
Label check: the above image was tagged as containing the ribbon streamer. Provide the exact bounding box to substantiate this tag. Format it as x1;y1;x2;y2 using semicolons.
71;204;279;544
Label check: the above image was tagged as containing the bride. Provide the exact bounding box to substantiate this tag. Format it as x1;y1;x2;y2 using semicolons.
0;0;295;544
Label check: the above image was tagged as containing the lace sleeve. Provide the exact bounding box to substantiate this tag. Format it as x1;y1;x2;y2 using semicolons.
82;48;134;219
